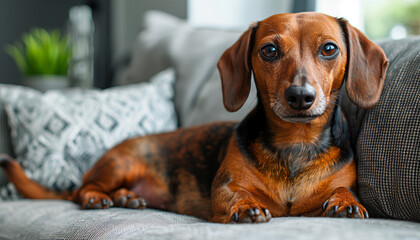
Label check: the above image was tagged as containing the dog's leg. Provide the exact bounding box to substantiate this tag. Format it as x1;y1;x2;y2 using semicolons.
210;165;273;224
74;152;150;210
74;154;131;209
321;187;369;218
75;143;174;210
211;182;272;223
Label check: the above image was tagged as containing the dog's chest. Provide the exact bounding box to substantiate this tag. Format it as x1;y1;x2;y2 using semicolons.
274;174;322;207
258;143;329;180
261;146;343;215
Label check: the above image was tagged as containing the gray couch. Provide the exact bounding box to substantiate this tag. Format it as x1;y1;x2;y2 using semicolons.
1;200;420;239
1;11;419;239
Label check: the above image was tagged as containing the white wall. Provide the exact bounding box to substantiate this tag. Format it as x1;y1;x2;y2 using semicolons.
188;0;292;29
111;0;187;64
316;0;364;32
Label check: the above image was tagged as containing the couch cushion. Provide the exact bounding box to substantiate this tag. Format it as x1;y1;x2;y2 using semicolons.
117;11;257;127
0;200;419;239
0;69;177;199
341;37;420;222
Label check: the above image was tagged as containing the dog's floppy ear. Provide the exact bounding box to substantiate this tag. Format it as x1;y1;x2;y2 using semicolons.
217;25;255;112
339;19;389;109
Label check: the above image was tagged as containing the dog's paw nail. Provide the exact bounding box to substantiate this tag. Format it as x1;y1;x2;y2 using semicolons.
263;208;272;221
118;196;127;207
140;198;147;207
232;212;239;222
346;206;353;214
128;198;147;209
128;199;140;209
354;205;359;213
363;211;369;219
263;208;269;216
325;205;338;217
353;205;362;218
102;199;109;206
322;200;329;211
249;208;256;216
254;208;260;215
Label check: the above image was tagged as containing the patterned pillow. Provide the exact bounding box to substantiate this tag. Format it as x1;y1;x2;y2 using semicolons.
0;69;177;200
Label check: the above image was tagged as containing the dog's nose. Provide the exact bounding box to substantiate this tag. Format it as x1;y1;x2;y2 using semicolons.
284;85;316;110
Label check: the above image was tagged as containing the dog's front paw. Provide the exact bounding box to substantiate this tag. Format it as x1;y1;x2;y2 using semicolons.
230;200;272;223
81;191;114;209
322;187;368;218
112;188;147;209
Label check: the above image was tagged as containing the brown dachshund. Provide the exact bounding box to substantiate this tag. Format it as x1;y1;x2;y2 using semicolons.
0;12;388;223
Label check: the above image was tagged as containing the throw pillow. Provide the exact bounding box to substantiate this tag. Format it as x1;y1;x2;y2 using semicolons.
341;37;420;222
116;11;257;127
0;69;177;200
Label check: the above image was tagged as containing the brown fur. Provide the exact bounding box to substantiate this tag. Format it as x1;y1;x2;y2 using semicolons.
0;12;388;223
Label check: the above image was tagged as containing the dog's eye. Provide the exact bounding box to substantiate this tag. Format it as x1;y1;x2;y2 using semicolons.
321;43;339;58
260;44;278;61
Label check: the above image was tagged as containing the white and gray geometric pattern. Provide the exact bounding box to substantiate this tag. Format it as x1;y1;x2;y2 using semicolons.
0;69;177;199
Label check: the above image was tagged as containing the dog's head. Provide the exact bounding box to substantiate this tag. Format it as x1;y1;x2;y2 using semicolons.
218;12;388;124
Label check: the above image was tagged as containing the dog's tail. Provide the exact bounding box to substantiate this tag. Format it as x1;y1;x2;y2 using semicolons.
0;154;73;201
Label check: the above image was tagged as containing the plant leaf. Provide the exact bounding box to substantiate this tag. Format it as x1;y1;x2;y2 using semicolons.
6;28;71;76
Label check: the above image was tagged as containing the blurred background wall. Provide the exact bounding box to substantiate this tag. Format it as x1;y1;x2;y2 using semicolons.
0;0;418;88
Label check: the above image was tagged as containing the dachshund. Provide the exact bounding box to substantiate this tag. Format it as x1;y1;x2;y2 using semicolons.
0;12;388;223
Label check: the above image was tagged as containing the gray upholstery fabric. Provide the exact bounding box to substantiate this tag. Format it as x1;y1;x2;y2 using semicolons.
0;200;419;240
341;36;420;222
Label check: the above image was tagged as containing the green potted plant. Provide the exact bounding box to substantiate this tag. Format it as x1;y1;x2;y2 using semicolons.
6;28;72;92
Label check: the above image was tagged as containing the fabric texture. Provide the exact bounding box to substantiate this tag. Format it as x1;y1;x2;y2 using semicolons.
0;69;177;200
341;37;420;222
0;200;419;240
117;11;257;127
